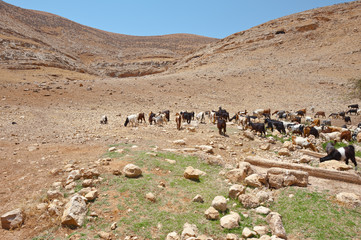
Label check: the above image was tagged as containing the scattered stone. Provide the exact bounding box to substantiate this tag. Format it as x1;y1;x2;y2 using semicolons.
238;194;260;208
82;168;100;179
228;184;246;199
256;191;273;203
145;152;157;157
211;196;227;212
282;141;295;151
267;168;308;188
244;131;255;140
226;168;247;183
181;223;198;240
61;194;87;228
165;159;176;164
173;139;186;145
196;145;214;154
254;225;269;236
260;143;271;151
204;207;219;220
48;199;63;216
220;212;240;229
112;169;122;175
336;192;361;207
184;166;205;181
298;155;312;164
242;227;256;238
278;148;291;156
146;192;156;202
111;221;117;230
192;194;204;203
98;231;111;239
166;231;180;240
37;203;48;211
108;147;116;152
266;212;287;239
319;160;353;171
255;206;271;215
1;208;25;230
82;179;93;187
226;233;238;240
85;190;99;201
47;190;64;201
68;170;81;181
123;164;142;178
245;173;266;188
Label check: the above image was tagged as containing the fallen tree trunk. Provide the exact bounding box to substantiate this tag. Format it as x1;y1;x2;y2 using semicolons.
245;156;361;185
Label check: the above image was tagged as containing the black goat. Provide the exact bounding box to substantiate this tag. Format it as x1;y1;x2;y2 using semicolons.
247;116;266;136
344;116;351;124
264;118;286;134
320;145;357;170
348;104;359;109
181;111;193;124
217;117;227;136
347;109;358;115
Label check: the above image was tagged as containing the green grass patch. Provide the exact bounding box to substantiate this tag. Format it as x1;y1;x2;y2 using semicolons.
266;133;291;143
271;188;361;240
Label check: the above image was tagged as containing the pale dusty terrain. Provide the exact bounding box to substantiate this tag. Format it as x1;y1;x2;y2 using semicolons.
1;1;361;239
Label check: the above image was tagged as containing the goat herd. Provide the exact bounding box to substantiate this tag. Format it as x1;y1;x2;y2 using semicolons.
100;104;360;170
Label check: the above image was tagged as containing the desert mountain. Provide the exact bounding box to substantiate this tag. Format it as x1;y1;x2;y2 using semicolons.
0;0;217;77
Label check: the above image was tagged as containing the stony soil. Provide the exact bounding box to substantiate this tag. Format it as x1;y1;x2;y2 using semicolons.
1;1;361;239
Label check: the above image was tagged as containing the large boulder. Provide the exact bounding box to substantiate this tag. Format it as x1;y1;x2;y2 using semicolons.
267;168;308;188
61;194;87;228
123;164;142;178
226;162;253;183
266;212;287;239
1;208;25;230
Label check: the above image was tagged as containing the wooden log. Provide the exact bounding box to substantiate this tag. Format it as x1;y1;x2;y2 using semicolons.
245;156;361;185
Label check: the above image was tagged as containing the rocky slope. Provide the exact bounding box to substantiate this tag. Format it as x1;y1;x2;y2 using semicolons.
0;0;217;77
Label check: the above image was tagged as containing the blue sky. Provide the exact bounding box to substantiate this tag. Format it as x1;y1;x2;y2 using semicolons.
3;0;355;39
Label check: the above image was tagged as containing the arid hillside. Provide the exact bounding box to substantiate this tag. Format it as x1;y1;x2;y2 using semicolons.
0;0;217;77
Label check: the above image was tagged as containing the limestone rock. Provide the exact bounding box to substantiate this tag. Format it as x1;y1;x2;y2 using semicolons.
82;168;100;179
245;173;266;188
146;192;156;202
336;192;361;207
192;194;204;203
226;233;238;240
48;199;63;216
244;131;255;140
282;141;295;151
85;190;98;201
181;222;198;240
47;190;64;201
255;206;271;215
184;166;205;181
204;207;219;220
98;231;111;239
82;179;93;187
61;194;87;228
254;225;269;236
319;160;353;171
1;208;25;230
238;194;260;208
228;184;246;199
211;196;227;212
220;212;240;229
123;164;142;178
173;139;186;145
260;143;271;151
266;212;287;239
257;190;273;203
267;168;308;188
196;145;214;154
242;227;256;238
166;231;180;240
278;148;291;156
